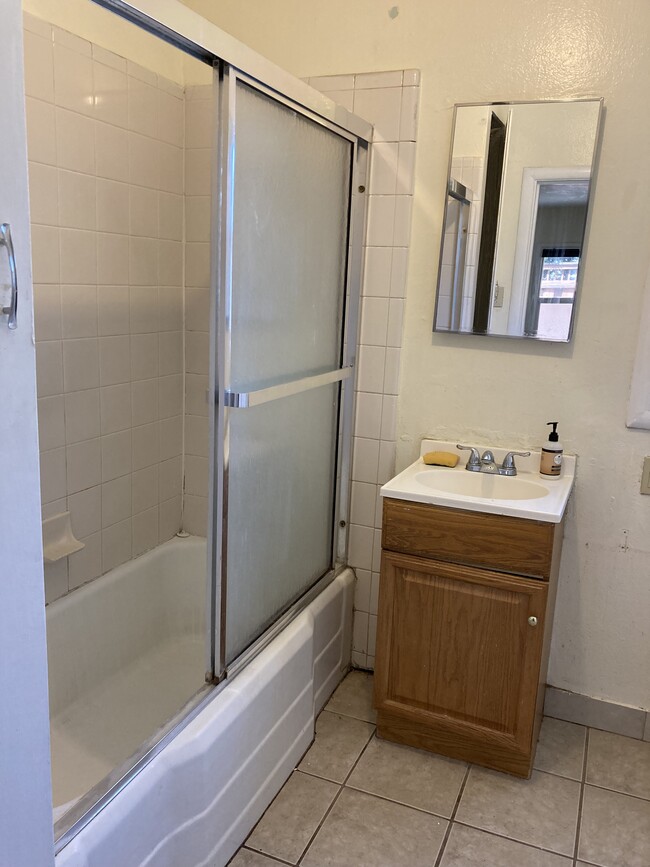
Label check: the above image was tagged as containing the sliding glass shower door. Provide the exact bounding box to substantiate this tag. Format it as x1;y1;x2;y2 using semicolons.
213;70;363;669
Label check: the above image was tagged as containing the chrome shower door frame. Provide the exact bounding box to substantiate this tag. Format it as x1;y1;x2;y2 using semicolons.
211;64;369;678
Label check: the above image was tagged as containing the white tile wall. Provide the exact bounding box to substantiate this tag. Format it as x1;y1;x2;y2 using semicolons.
181;84;212;538
308;69;420;668
26;15;185;602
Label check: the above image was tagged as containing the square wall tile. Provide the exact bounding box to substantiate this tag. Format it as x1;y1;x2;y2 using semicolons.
102;518;131;572
29;162;59;226
364;247;393;297
354;568;372;612
66;437;101;494
359;297;389;346
185;374;208;416
369;142;398;195
31;225;60;284
40;447;67;505
348;523;374;571
98;285;130;336
354;87;402;142
97;234;129;285
65;388;101;443
399;86;420;141
24;31;54;102
132;465;158;515
132;379;159;427
99;336;131;386
102;474;131;528
356;345;386;393
61;284;97;339
26;98;57;166
352;437;380;484
159;456;182;502
68;485;101;539
38;396;66;452
36;341;64;397
355;392;383;439
68;531;102;589
58;170;96;231
94;61;128;128
101;430;131;482
356;70;403;89
366;196;395;247
53;44;93;116
56;108;95;174
133;507;158;556
100;383;132;434
95;122;129;182
63;338;99;392
132;422;160;471
45;559;69;604
60;228;97;284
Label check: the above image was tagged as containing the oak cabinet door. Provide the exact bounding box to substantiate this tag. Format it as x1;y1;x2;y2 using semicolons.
374;551;548;773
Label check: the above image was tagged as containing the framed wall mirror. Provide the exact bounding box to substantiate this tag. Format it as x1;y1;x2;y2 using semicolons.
433;99;603;341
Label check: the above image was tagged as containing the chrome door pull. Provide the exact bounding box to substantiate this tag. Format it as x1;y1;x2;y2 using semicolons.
1;223;18;329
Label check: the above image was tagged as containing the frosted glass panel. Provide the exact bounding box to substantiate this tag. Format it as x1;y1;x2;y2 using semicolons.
225;385;338;662
230;82;351;392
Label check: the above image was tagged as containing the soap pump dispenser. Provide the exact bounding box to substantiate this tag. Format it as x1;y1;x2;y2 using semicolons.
540;422;563;478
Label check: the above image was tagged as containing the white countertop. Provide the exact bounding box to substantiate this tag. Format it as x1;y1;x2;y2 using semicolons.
380;439;576;523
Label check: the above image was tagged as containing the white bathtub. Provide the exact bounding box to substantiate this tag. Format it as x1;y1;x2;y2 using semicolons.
50;535;354;867
48;537;208;814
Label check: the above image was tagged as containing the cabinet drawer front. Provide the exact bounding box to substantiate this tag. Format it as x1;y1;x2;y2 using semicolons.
383;498;555;578
375;551;547;762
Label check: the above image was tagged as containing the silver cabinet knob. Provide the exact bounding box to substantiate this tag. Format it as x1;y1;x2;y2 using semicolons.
528;616;538;627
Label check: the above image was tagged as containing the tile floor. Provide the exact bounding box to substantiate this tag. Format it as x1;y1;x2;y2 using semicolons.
230;671;650;867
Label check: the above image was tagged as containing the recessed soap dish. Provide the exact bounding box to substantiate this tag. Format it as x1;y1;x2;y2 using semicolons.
42;511;84;563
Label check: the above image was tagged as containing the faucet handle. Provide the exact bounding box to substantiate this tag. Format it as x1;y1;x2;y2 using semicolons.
500;450;531;475
457;444;481;471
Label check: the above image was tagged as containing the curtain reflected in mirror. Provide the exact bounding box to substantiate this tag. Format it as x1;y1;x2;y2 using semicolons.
433;99;602;342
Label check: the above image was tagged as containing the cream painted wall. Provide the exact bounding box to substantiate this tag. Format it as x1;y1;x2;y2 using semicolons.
183;0;650;710
24;0;186;83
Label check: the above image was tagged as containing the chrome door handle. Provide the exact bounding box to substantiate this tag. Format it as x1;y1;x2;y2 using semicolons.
1;223;18;329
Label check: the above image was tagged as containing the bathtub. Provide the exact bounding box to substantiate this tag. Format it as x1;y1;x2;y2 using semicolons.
50;535;354;867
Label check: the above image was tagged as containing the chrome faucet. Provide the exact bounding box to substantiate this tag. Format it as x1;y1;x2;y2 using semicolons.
457;445;530;476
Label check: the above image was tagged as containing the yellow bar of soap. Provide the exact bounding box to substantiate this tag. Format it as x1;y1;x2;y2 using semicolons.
422;451;459;468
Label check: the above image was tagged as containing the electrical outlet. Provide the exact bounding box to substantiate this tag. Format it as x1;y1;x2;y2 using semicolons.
641;457;650;495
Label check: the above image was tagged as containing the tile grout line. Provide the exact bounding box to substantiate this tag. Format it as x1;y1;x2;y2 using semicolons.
238;847;294;867
572;727;590;866
451;819;577;860
433;764;471;867
295;725;377;865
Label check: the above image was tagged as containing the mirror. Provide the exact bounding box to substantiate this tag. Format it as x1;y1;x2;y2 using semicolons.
433;99;602;341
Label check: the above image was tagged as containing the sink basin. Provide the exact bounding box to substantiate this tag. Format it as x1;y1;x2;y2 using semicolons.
380;439;576;522
414;469;549;501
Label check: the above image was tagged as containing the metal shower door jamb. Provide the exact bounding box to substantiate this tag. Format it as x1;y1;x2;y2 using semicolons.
207;60;236;682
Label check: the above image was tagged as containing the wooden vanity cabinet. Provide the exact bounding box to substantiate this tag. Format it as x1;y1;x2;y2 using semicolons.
374;497;564;778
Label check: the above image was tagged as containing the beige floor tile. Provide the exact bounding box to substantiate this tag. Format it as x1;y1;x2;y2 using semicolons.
301;787;447;867
229;849;284;866
325;670;376;723
534;717;586;780
456;767;580;856
245;771;338;864
347;734;467;817
440;824;573;866
587;729;650;799
578;785;650;867
298;710;374;783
